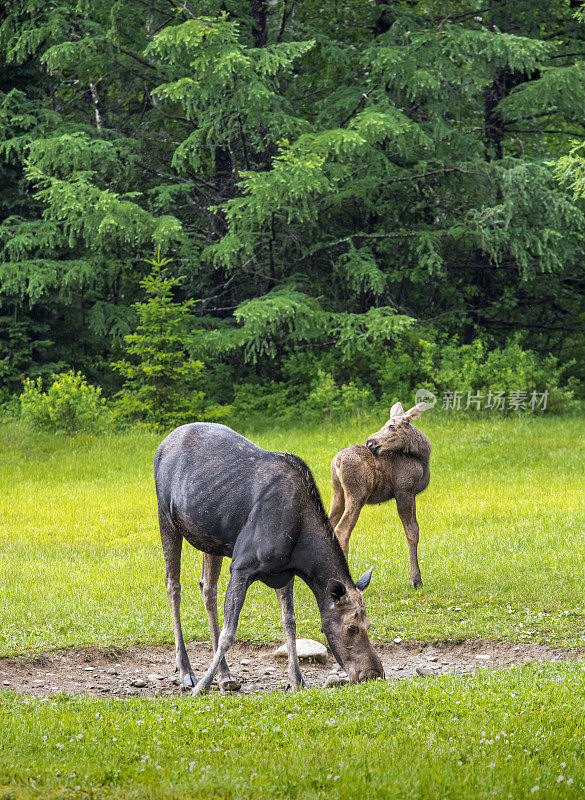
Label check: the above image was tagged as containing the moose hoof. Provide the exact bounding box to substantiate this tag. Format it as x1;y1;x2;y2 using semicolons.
218;677;241;693
180;673;196;688
285;677;305;692
409;578;423;589
191;680;209;696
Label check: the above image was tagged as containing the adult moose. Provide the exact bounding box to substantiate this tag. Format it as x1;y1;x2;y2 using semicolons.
329;402;430;588
155;423;384;695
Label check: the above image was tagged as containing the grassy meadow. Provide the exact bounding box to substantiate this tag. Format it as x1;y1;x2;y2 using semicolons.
1;414;585;800
1;415;584;655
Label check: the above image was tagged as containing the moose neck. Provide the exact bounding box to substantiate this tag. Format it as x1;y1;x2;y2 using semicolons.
292;523;353;609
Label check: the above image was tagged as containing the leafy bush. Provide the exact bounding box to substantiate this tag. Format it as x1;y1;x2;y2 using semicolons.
19;371;110;434
378;334;575;412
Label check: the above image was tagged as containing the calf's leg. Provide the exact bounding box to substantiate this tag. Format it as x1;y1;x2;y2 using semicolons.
193;569;250;696
395;493;422;588
328;469;345;530
333;497;366;559
275;579;304;691
159;514;196;687
200;554;241;692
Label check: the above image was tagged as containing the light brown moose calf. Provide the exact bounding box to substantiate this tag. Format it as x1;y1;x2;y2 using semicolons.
329;402;430;588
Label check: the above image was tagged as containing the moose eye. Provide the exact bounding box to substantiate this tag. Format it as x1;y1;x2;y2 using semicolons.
389;424;395;430
347;625;358;636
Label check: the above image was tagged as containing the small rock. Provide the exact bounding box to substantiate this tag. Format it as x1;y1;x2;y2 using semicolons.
45;672;58;677
264;667;276;674
146;674;165;681
427;655;438;662
274;639;328;664
393;637;402;644
415;666;436;677
130;679;147;688
324;674;350;688
106;667;118;675
240;658;251;665
475;654;491;661
2;680;10;686
84;667;94;672
454;607;462;612
33;679;44;685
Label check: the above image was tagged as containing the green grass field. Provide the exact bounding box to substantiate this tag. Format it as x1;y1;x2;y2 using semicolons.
1;415;585;799
1;416;584;654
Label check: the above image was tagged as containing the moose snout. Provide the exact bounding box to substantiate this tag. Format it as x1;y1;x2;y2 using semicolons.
358;667;384;682
366;437;379;454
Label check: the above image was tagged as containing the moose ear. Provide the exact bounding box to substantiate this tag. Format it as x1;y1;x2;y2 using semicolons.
390;402;404;418
326;579;347;603
404;402;426;420
355;565;374;592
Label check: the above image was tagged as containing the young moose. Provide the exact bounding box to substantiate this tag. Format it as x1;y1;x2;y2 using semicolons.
329;402;430;588
155;423;384;695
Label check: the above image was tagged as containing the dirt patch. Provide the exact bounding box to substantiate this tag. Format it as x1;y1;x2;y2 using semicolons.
0;640;581;698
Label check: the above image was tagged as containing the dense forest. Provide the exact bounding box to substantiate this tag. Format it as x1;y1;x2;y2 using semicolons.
1;0;585;423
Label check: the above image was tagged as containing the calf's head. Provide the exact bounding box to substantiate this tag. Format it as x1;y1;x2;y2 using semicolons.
366;401;426;456
320;566;384;683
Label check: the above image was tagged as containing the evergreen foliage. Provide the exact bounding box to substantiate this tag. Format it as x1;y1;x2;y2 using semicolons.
112;250;223;429
1;0;585;411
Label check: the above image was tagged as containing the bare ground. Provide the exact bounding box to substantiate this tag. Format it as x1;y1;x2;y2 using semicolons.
1;640;583;698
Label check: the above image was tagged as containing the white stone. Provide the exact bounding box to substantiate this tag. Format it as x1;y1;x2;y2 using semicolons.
240;658;251;665
130;678;146;687
324;674;350;688
273;639;328;664
475;654;491;661
393;637;402;643
415;666;436;677
147;673;165;681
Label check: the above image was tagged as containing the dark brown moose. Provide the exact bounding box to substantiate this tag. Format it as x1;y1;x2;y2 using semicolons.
329;402;430;588
155;423;384;695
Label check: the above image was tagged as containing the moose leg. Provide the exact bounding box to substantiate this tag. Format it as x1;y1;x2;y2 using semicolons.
200;554;241;692
395;493;422;588
328;471;345;530
333;499;366;560
275;579;304;691
159;515;196;688
193;569;250;696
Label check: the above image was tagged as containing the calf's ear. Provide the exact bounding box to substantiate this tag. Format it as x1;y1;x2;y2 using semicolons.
326;579;347;603
355;565;374;592
404;402;426;420
390;402;404;418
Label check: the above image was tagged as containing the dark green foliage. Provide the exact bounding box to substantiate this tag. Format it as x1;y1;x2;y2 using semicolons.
1;0;584;410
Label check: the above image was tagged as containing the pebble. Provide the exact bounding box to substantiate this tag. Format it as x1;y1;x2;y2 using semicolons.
130;679;147;687
84;667;94;672
146;674;165;681
393;637;402;643
475;654;491;661
427;655;438;662
106;667;118;675
240;659;251;665
415;666;436;677
274;639;328;664
324;673;350;688
2;680;10;686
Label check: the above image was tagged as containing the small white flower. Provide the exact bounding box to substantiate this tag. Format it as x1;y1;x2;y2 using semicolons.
558;776;565;783
531;787;539;793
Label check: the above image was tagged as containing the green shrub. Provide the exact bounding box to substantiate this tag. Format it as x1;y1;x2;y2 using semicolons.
378;334;575;412
19;371;110;434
